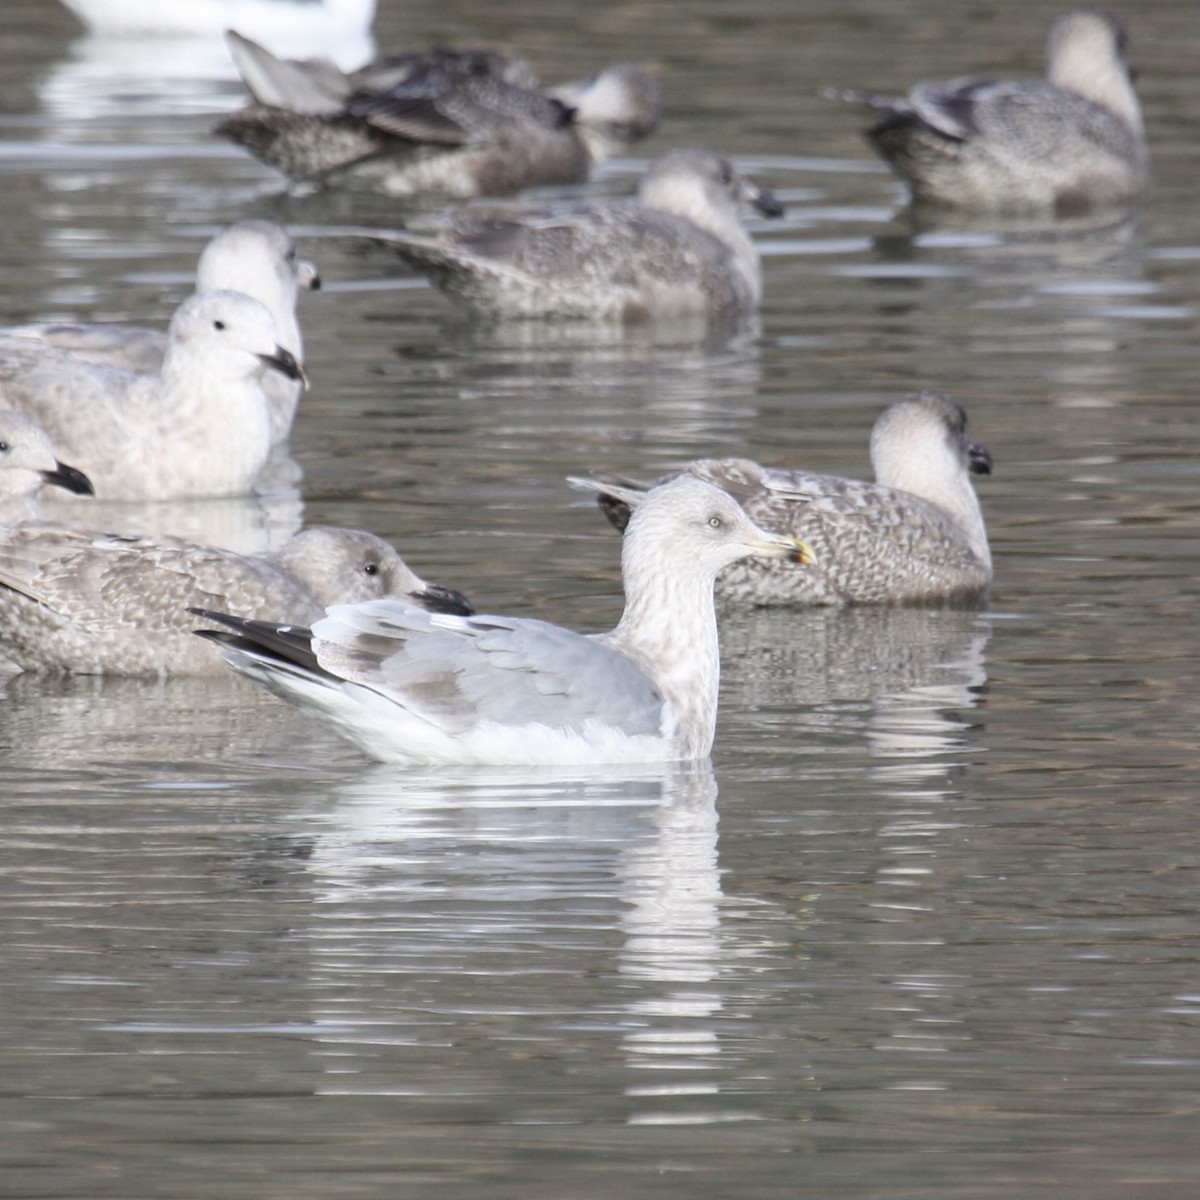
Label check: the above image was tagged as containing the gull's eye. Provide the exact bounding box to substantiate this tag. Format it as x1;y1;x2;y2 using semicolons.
718;166;733;186
363;562;379;576
213;320;226;331
707;515;724;529
0;442;9;453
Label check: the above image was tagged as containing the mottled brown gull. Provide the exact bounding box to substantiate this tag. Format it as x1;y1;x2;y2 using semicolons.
374;148;783;321
0;290;304;501
3;220;318;448
571;392;992;607
0;411;94;526
193;476;814;766
216;35;662;199
832;9;1147;215
0;524;472;677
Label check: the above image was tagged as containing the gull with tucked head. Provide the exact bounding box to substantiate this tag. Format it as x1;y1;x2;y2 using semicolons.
832;8;1147;215
194;475;814;766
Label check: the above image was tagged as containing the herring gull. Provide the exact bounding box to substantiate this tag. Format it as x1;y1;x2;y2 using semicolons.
0;410;94;526
571;392;992;607
216;35;662;199
0;290;304;501
3;220;318;448
373;148;783;320
0;524;472;676
832;9;1147;215
192;475;814;765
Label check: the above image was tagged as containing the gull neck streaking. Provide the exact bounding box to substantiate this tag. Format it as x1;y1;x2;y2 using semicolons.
193;476;814;766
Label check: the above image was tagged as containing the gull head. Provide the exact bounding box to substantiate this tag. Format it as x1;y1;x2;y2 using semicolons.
0;410;94;501
625;474;813;580
165;290;308;387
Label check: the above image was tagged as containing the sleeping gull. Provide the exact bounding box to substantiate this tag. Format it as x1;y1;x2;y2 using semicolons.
571;392;992;606
3;220;318;448
192;475;815;766
374;148;784;320
0;524;472;677
0;289;305;501
216;35;662;199
832;8;1147;215
0;410;94;526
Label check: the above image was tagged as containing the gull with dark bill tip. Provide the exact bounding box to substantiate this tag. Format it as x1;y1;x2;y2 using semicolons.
374;148;783;321
193;476;815;766
572;392;992;607
0;291;303;501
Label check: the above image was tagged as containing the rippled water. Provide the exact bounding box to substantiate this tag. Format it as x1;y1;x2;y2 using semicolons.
1;1;1199;1196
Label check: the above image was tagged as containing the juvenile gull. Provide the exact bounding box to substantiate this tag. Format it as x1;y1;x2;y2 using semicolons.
833;9;1147;215
0;524;472;677
0;290;304;501
0;411;94;526
374;148;784;321
193;476;814;766
572;392;992;607
4;220;318;447
216;35;662;199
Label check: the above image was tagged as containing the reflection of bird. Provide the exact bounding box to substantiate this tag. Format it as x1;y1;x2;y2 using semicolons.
194;476;814;766
0;411;94;527
0;291;303;501
376;149;783;321
0;525;472;677
4;221;318;448
216;35;662;199
573;392;992;606
56;0;376;43
833;9;1146;215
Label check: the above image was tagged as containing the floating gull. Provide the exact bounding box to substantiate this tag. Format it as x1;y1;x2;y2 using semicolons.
0;411;94;526
571;392;992;606
0;290;304;501
4;220;318;448
375;148;783;321
832;8;1147;215
193;475;814;766
0;524;472;677
57;0;376;44
216;35;662;199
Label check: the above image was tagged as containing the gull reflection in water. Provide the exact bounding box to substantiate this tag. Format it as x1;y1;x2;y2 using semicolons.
721;605;991;789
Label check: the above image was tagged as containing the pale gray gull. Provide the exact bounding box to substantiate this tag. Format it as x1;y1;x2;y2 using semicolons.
216;35;662;199
192;475;815;766
833;8;1147;215
3;220;318;448
0;410;94;526
374;148;784;321
0;524;472;677
571;392;992;607
0;289;305;501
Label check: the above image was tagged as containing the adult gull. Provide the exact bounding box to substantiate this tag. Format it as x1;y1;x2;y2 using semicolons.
216;36;662;199
374;148;783;321
571;392;992;606
3;220;318;448
833;8;1147;215
193;475;815;766
0;290;304;501
0;411;94;526
0;524;472;677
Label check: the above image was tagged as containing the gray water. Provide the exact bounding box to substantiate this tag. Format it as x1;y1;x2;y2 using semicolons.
1;1;1198;1196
